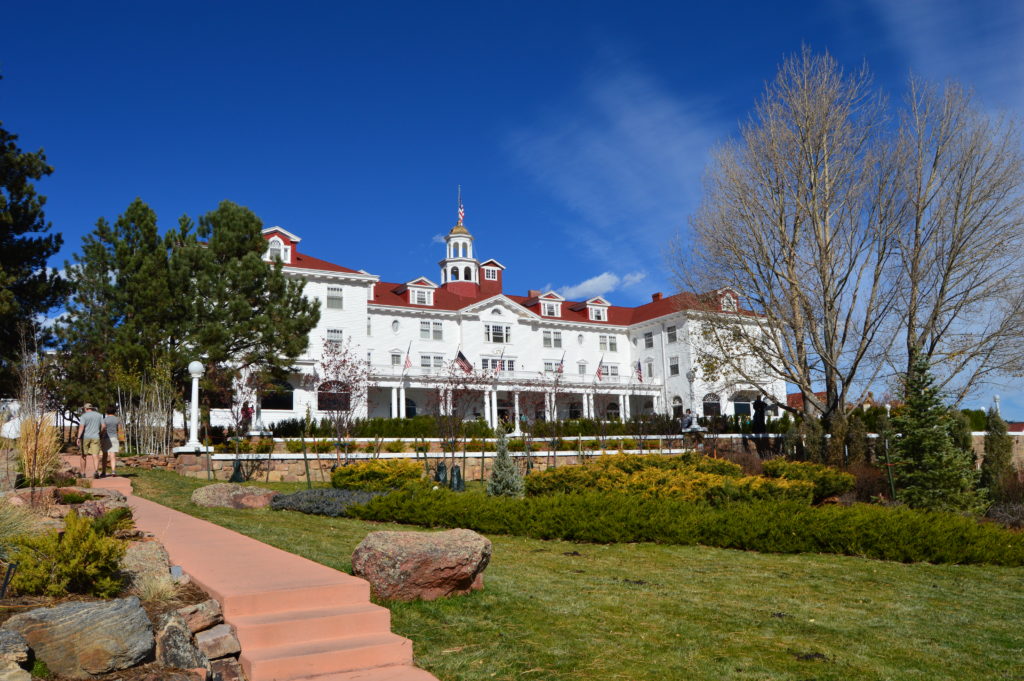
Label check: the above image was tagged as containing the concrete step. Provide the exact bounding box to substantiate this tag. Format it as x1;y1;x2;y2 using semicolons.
241;633;413;681
297;665;439;681
222;582;371;619
233;603;392;648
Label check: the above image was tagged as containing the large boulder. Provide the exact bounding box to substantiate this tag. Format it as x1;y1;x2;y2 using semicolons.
190;484;278;509
155;612;210;671
0;630;30;681
352;529;491;601
194;624;240;660
122;540;172;586
1;597;153;679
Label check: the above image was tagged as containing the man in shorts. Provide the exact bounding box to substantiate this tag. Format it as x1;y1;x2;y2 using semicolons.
100;406;122;477
76;403;104;478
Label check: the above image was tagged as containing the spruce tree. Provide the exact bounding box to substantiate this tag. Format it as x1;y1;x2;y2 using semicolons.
487;430;524;497
981;408;1014;500
891;351;984;512
0;95;67;394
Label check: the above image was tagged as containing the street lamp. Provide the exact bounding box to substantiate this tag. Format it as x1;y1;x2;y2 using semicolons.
184;361;204;450
685;369;696;415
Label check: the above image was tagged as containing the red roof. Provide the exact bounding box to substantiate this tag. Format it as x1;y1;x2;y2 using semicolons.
1008;422;1024;433
787;391;827;410
289;251;362;274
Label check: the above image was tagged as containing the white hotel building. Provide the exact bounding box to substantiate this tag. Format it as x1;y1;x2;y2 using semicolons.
250;217;785;431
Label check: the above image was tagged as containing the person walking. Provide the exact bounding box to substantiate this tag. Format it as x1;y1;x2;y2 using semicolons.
680;408;695;431
100;406;122;477
76;403;104;478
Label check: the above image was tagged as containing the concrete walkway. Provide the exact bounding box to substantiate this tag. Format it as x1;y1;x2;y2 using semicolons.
93;476;437;681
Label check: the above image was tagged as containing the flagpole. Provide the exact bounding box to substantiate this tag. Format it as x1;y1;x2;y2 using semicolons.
401;341;412;379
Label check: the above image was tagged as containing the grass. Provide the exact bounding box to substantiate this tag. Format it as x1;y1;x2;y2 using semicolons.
127;468;1024;681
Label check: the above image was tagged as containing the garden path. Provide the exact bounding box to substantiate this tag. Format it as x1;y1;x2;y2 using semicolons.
93;476;437;681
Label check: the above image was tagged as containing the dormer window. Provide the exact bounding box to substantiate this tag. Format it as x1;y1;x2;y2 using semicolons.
265;237;290;264
589;306;607;321
411;289;433;306
484;268;498;281
541;301;560;317
721;294;738;312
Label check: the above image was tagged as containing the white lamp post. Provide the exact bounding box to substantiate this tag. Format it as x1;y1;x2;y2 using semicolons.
685;369;696;415
185;360;204;450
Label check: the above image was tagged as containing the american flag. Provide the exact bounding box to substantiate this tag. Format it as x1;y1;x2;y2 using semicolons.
556;351;565;374
455;351;473;374
635;360;643;383
596;363;604;381
403;342;412;369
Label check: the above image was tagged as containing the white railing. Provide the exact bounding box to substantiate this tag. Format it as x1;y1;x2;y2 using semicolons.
369;365;660;388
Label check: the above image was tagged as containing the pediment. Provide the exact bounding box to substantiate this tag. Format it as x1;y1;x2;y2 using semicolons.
461;295;539;320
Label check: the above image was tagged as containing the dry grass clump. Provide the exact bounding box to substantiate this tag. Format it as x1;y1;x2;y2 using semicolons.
18;416;61;486
0;500;40;556
131;573;180;605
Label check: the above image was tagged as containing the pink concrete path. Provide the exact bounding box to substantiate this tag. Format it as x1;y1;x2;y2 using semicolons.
93;477;437;681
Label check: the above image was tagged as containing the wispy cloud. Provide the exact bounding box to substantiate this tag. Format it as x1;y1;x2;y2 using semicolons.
558;270;646;301
431;233;446;245
507;58;725;293
866;0;1024;111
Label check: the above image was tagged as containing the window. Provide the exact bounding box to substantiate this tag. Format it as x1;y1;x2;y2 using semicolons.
542;330;562;348
450;267;459;281
671;395;683;419
703;392;722;417
484;268;498;281
317;381;351;412
481;358;515;372
543;360;561;373
420;321;443;340
646;361;654;378
326;328;343;345
605;402;620;419
261;378;293;411
667;325;677;343
268;241;282;262
392;319;400;333
600;363;619;379
420;354;444;372
366;317;371;336
485;324;511;343
578;362;587;375
669;356;679;376
266;237;289;263
326;286;344;310
599;334;618;352
412;289;433;305
541;301;560;317
721;295;737;312
391;353;401;366
589;306;607;321
464;266;472;281
569;402;582;419
644;331;654;348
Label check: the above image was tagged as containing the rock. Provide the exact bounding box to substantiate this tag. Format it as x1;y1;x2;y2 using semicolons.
155;612;209;671
351;528;492;601
0;661;30;681
210;657;245;681
0;629;29;666
176;600;223;634
1;597;153;679
190;484;278;509
170;565;191;585
135;671;204;681
122;540;172;585
194;624;240;660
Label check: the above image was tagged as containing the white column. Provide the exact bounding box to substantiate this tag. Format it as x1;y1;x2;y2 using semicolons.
391;387;398;418
623;393;631;420
491;389;500;428
399;386;407;418
653;394;661;415
513;392;521;435
483;390;492;428
186;361;203;448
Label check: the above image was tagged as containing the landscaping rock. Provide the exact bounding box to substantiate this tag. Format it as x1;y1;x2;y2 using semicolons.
176;600;223;634
122;540;172;586
4;486;129;519
0;662;31;681
155;613;210;671
0;630;29;666
210;657;245;681
1;596;153;679
352;528;492;601
194;624;240;660
190;484;278;509
135;671;204;681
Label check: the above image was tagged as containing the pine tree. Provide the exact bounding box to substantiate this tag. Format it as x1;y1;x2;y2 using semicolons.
891;351;984;512
487;430;524;497
981;407;1014;501
0;93;67;394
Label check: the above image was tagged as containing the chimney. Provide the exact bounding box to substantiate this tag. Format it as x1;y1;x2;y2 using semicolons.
651;292;663;302
528;289;541;298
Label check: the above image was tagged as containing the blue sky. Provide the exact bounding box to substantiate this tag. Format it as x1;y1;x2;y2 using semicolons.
2;0;1023;417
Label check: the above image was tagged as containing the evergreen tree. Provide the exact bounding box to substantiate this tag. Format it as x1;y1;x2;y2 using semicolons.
487;430;524;497
981;407;1014;501
890;351;984;512
0;92;67;393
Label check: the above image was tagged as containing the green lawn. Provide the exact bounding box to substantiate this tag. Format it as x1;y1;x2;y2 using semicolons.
127;468;1024;681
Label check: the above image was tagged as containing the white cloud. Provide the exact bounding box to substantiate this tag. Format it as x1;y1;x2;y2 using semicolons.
507;58;724;280
431;234;446;245
557;270;646;300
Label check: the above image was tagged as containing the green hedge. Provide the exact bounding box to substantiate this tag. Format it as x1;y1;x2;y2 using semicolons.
348;489;1024;566
762;459;856;503
331;458;423;491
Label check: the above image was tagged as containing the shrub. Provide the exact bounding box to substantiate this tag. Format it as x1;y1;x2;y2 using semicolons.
252;439;275;454
272;488;384;516
312;441;333;454
91;507;134;537
384;440;406;453
58;491;93;505
521;453;783;504
285;439;305;454
348;489;1024;566
331;458;422;491
8;511;125;597
487;431;524;498
507;439;525;452
762;459;856;503
985;502;1024;530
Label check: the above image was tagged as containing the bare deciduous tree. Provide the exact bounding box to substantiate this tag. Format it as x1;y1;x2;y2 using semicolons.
311;338;372;463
